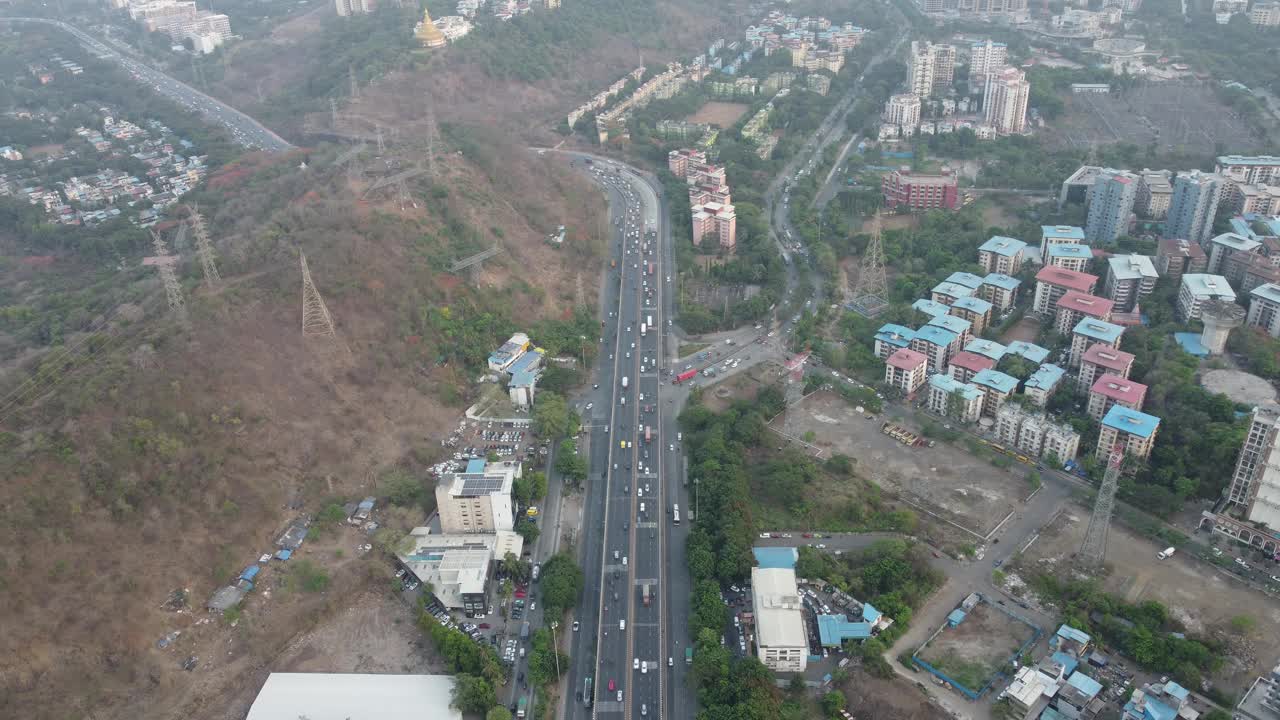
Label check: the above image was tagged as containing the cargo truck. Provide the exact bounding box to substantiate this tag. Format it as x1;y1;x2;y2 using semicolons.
517;697;527;718
645;426;651;442
640;323;646;337
1157;547;1176;560
674;369;697;384
642;583;651;606
685;647;693;664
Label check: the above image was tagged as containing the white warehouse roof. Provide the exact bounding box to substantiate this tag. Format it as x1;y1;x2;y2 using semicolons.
751;567;807;650
247;673;462;720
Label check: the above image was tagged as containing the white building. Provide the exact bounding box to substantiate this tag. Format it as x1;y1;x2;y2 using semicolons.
968;39;1008;90
983;67;1030;135
1104;253;1158;312
436;459;519;534
334;0;374;14
1247;283;1280;337
1227;405;1280;529
883;93;922;129
247;674;463;720
751;567;808;672
1176;274;1236;322
397;528;523;613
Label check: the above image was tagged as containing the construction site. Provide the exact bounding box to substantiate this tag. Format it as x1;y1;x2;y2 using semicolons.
912;595;1042;700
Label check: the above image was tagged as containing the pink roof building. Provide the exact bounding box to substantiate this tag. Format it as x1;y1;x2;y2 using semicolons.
1033;266;1100;315
1054;290;1116;334
947;351;997;383
885;348;928;395
1088;374;1148;420
1077;345;1135;392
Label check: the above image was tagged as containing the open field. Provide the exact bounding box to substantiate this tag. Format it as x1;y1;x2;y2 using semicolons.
916;600;1038;696
685;101;751;128
1049;82;1262;153
1017;506;1280;694
1000;316;1041;344
838;666;951;720
274;590;440;675
1201;368;1277;405
770;391;1029;537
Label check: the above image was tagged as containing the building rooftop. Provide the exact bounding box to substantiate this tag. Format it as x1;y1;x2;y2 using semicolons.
1057;290;1116;318
949;351;997;374
950;296;994;315
1217;154;1280;166
927;314;972;336
913;298;950;317
1107;254;1158;281
1073;318;1124;343
1036;265;1099;293
983;272;1022;291
1181;274;1237;302
1091;374;1148;405
816;614;872;646
1042;225;1087;241
965;338;1008;362
1251;283;1280;306
913;324;959;347
928;373;983;401
1065;670;1103;701
979;235;1027;257
972;369;1019;394
1026;363;1065;391
751;567;807;649
946;271;986;290
887;348;928;371
1047;243;1093;260
1158;237;1206;260
1163;680;1190;702
246;674;462;720
1209;232;1261;254
875;323;915;348
1005;340;1050;364
1101;405;1161;439
932;281;976;300
1081;344;1134;372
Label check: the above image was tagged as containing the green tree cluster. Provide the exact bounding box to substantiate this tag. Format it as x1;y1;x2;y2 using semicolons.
538;552;584;616
418;610;505;684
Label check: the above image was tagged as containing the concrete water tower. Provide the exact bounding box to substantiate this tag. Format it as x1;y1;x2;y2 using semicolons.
1200;300;1246;355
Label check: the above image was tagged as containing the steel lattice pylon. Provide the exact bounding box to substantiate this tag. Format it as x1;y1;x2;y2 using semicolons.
146;230;188;323
1079;447;1125;570
186;205;222;288
849;210;888;317
300;253;337;338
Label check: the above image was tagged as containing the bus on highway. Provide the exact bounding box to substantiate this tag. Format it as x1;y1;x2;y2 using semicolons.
583;677;593;707
673;504;680;525
517;696;527;718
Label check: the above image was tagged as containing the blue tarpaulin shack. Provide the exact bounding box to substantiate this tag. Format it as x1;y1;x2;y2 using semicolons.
752;547;798;569
947;609;966;626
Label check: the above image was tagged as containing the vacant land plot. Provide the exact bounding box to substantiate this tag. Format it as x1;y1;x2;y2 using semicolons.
275;591;440;674
1019;507;1280;694
1000;316;1041;344
771;391;1028;536
916;600;1039;696
685;101;751;128
1201;368;1277;405
839;667;951;720
1050;82;1261;152
700;361;776;413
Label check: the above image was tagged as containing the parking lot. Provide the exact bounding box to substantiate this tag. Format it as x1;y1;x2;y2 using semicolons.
771;390;1029;537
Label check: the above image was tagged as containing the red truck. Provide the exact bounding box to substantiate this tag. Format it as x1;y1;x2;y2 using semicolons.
645;426;651;443
648;262;655;276
674;369;697;384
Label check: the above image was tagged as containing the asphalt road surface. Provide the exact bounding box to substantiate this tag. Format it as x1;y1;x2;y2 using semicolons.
2;17;293;152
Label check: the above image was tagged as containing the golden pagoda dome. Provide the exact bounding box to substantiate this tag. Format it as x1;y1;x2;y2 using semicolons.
415;8;447;48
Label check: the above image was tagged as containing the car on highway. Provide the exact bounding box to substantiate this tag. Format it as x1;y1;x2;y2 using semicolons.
633;658;639;670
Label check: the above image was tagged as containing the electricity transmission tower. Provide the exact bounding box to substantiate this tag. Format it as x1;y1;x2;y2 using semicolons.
1079;447;1125;570
300;253;337;338
848;210;888;317
424;104;442;180
186;205;222;288
145;229;187;323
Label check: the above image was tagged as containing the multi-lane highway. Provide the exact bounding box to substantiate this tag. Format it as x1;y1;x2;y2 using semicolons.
0;16;292;152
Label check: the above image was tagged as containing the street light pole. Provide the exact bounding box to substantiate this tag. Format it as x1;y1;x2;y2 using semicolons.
694;477;699;522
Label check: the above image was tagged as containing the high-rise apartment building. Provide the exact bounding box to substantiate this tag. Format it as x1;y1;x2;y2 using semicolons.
335;0;374;16
908;41;955;97
1077;344;1135;393
983;67;1030;135
1054;291;1114;335
1226;405;1280;529
977;235;1026;275
1250;2;1280;25
1247;283;1280;338
1176;274;1236;322
1087;374;1148;421
1033;265;1099;315
1166;170;1224;245
885;348;929;395
1155;238;1208;281
1085;169;1138;244
968;39;1008;89
1136;169;1174;219
1216;155;1280;208
1069;318;1124;368
691;202;737;250
1097;406;1160;462
883;93;922;129
1104;254;1159;312
1040;225;1086;258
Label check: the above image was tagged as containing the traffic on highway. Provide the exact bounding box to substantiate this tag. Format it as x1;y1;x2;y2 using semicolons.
1;17;292;152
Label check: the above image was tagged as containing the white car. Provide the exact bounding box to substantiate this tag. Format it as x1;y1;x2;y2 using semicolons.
634;658;640;670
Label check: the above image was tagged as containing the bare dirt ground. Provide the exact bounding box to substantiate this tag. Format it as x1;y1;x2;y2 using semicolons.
1201;368;1277;405
917;601;1037;693
685;101;751;128
838;667;951;720
1000;316;1041;344
700;362;775;413
1018;506;1280;695
273;591;438;675
1048;82;1263;153
772;392;1029;537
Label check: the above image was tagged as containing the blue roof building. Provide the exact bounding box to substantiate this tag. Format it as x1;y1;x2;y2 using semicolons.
1006;340;1050;364
1055;624;1092;647
1025;364;1065;393
946;271;986;290
1163;681;1190;704
817;615;872;646
965;338;1007;362
1066;671;1103;700
947;609;966;626
928;373;982;400
980;235;1027;257
913;324;959;351
1123;694;1177;720
972;369;1019;395
913;298;950;318
933;281;976;301
1047;243;1094;263
861;603;882;624
927;314;972;337
1051;650;1080;677
951;296;994;316
875;324;915;357
1102;405;1161;438
1042;225;1087;244
753;546;798;569
983;272;1022;291
1073;318;1125;344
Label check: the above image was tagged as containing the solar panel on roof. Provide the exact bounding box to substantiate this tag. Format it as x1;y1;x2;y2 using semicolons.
460;477;504;495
